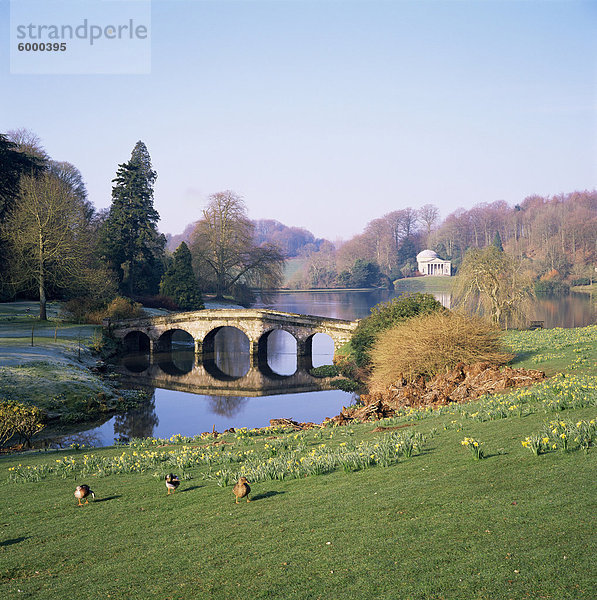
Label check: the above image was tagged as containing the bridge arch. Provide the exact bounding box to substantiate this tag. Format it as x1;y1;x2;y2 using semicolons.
302;332;335;368
122;330;151;353
257;328;298;376
156;328;194;353
202;326;251;380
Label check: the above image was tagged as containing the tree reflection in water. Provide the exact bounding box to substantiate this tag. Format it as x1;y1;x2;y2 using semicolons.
113;391;159;443
206;395;248;418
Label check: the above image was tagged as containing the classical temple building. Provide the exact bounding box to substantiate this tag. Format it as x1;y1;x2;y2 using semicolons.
416;249;451;276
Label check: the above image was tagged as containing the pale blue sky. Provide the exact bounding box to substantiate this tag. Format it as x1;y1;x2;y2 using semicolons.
1;0;596;239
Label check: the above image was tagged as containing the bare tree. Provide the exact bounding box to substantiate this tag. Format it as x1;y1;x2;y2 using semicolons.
6;128;49;162
2;174;96;319
418;204;440;238
454;246;534;329
190;191;284;301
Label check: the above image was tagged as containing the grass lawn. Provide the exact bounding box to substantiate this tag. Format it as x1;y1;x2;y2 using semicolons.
393;276;454;294
2;382;596;598
505;325;597;377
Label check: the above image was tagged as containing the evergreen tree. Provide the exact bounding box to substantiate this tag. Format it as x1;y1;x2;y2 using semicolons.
160;242;204;310
492;231;504;252
350;259;380;288
99;141;166;296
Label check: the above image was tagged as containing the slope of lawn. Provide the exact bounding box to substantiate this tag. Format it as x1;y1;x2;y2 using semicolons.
505;324;597;376
393;275;455;294
1;379;596;599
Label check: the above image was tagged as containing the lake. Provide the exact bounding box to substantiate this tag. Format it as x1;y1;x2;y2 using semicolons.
49;288;595;448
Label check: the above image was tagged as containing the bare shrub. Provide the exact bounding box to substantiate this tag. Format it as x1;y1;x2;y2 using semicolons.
369;311;513;390
87;297;146;323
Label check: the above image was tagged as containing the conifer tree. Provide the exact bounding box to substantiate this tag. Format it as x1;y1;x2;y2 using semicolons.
99;141;166;296
160;242;204;310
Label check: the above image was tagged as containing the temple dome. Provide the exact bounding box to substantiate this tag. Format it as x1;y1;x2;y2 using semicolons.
416;249;438;262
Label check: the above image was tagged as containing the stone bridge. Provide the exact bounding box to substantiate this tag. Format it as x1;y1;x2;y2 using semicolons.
103;309;358;366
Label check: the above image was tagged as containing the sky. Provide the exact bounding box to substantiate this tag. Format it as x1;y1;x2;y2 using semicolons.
1;0;596;240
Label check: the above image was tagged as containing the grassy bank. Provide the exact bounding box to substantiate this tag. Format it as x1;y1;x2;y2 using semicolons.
1;381;595;599
505;325;597;376
571;283;597;295
0;302;148;432
393;275;454;293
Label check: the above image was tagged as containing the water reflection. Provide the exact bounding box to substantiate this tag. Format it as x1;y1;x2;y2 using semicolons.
258;289;596;326
118;349;334;397
209;327;250;378
113;394;159;443
206;395;248;418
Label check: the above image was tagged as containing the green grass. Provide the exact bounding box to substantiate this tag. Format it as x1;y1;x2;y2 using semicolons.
0;302;138;429
1;389;596;599
505;325;597;376
571;283;597;294
393;276;455;293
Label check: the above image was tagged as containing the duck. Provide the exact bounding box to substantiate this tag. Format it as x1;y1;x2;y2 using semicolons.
74;484;95;506
165;473;180;495
232;477;251;504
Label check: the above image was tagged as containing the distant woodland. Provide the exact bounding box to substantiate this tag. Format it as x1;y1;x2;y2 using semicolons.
170;193;597;291
1;128;595;322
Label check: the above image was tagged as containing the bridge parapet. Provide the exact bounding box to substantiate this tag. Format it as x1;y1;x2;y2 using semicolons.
104;309;358;362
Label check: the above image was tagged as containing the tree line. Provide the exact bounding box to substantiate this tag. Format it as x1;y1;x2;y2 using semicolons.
0;130;284;319
287;195;596;290
1;127;595;321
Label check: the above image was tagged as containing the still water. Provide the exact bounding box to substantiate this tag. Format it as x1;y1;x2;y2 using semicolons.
53;288;595;447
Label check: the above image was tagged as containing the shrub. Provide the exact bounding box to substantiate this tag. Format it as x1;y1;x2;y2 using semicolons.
571;278;591;287
104;297;145;320
369;311;513;389
134;295;180;311
0;401;45;448
534;280;570;295
351;293;444;367
0;401;18;448
310;365;341;378
60;296;106;323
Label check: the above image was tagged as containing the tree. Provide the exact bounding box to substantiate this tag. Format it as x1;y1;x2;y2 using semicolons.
418;204;440;238
350;259;380;288
190;191;284;302
0;133;44;220
492;231;504;252
454;246;534;329
99;141;166;296
1;173;98;319
160;242;204;310
0;133;45;278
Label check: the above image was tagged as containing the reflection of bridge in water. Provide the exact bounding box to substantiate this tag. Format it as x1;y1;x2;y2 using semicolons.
117;351;336;397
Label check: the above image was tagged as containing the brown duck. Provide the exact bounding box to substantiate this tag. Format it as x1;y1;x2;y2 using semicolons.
74;484;95;506
232;477;251;503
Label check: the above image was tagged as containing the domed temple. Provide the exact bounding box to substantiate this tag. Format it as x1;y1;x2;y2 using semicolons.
416;249;451;276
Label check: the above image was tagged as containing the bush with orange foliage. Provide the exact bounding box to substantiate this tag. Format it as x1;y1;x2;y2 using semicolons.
369;311;513;390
